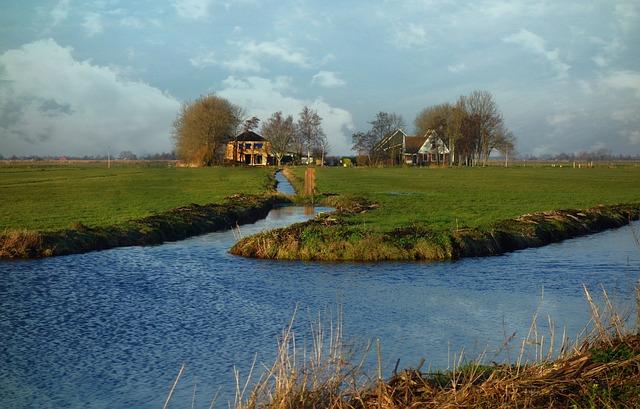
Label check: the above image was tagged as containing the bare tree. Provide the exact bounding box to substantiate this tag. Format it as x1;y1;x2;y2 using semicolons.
414;104;451;138
262;112;295;166
369;112;405;164
295;106;325;164
242;116;260;132
493;126;517;167
465;90;502;166
314;132;330;166
370;112;405;143
172;94;242;166
351;131;375;164
349;112;405;165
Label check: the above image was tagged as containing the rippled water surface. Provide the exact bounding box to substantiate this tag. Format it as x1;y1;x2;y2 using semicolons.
1;173;639;408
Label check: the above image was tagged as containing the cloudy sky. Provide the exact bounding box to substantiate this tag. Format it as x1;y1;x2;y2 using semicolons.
1;0;639;157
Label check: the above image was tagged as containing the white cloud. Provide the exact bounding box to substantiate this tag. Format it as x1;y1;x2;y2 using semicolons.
546;113;575;126
390;23;427;49
589;36;624;68
222;55;260;72
476;1;552;18
447;63;467;73
599;70;640;98
50;0;71;27
189;50;217;69
218;76;354;154
82;12;104;36
626;129;640;145
614;1;638;32
244;40;309;67
311;71;346;88
174;0;214;19
120;16;144;29
503;29;570;78
221;39;310;72
0;39;180;156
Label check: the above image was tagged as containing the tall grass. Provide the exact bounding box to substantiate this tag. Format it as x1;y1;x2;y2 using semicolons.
163;285;640;408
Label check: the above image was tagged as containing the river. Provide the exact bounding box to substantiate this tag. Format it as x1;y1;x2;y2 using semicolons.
1;172;638;408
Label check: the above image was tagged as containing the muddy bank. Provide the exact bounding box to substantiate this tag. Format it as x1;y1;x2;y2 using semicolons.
0;194;291;259
230;201;640;261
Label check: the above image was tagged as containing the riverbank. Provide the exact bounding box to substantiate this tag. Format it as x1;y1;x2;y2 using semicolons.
0;193;292;259
228;287;640;409
230;199;640;261
231;167;640;261
0;164;285;259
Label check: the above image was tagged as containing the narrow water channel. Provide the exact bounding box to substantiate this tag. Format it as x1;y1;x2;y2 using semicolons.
0;173;638;408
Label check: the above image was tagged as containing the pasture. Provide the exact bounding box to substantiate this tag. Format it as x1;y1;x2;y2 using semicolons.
291;166;640;231
0;163;273;231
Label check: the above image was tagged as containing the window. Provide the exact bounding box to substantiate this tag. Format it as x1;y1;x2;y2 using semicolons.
245;143;252;149
254;143;263;149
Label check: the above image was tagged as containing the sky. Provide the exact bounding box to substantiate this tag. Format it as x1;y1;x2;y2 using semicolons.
0;0;639;157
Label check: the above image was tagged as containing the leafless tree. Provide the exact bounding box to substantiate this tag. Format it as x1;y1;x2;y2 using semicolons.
262;112;295;166
172;94;242;166
414;90;507;166
370;112;405;143
493;126;517;167
295;106;325;164
242;116;260;132
313;132;330;166
465;90;502;166
351;131;375;164
350;112;405;165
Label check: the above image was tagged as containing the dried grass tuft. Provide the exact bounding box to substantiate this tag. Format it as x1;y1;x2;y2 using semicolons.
0;229;43;258
165;285;640;408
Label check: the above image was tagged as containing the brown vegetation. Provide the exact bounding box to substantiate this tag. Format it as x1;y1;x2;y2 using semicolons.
164;287;640;409
0;229;44;258
173;94;243;166
238;287;640;408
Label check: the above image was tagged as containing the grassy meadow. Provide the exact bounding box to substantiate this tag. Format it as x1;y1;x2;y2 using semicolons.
0;163;274;231
291;166;640;231
230;165;640;261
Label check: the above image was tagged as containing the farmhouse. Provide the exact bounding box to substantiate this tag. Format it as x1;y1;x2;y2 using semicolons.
373;129;450;166
225;130;272;166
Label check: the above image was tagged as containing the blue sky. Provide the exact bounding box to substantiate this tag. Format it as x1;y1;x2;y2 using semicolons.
1;0;639;157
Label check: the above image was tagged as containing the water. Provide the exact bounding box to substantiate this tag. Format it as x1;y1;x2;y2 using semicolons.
1;173;638;408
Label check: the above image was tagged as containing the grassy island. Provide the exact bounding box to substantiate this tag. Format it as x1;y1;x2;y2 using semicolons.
231;166;640;261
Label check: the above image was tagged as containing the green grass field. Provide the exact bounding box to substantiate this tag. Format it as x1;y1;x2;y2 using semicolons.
0;164;273;231
292;166;640;231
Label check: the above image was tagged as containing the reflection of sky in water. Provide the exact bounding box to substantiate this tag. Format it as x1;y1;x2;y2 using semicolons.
0;196;638;408
275;171;296;195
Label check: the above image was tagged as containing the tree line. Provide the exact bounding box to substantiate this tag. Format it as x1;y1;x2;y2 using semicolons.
353;90;516;166
172;94;327;166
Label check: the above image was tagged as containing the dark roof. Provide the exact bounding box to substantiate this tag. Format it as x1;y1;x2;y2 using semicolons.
404;136;427;154
235;130;267;142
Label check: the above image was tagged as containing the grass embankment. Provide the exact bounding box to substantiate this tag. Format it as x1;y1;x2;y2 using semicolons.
231;167;640;261
0;164;287;258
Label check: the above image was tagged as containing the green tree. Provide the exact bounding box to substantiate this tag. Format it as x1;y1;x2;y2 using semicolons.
172;94;242;166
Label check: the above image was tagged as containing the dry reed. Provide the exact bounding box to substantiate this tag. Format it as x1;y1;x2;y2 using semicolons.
164;285;640;408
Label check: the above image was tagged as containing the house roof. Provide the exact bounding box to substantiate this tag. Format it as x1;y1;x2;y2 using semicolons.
419;134;450;155
404;136;427;154
373;129;406;152
234;130;267;142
